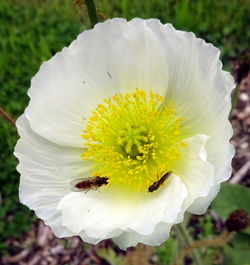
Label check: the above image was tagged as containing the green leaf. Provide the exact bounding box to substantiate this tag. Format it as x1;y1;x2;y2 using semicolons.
224;233;250;265
224;247;250;265
156;237;178;265
96;248;124;265
84;0;99;28
231;233;250;249
211;183;250;218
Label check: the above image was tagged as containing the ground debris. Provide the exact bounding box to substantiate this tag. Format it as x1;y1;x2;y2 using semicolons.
1;220;112;265
230;49;250;187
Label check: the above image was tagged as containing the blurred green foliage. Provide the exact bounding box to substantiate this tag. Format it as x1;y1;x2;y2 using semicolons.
156;237;177;265
212;183;250;221
97;248;124;265
0;0;249;260
0;0;82;253
95;0;250;60
211;183;250;264
224;233;250;265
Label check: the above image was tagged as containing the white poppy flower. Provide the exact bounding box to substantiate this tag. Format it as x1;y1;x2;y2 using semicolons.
14;18;235;249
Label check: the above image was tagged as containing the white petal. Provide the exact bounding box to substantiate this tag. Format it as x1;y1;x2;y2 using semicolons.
174;134;215;214
25;18;169;147
15;19;235;248
146;19;234;183
57;175;187;245
113;222;172;249
145;20;234;212
187;184;221;214
14;115;91;237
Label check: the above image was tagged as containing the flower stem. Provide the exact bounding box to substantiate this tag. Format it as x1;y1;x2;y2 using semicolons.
175;223;203;265
173;230;235;265
229;84;240;120
84;0;98;28
0;107;16;128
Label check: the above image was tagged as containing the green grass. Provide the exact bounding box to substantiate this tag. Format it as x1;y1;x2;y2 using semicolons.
95;0;250;59
0;0;249;256
0;0;82;253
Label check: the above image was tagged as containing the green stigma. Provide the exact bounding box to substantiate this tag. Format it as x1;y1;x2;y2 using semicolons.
81;89;186;191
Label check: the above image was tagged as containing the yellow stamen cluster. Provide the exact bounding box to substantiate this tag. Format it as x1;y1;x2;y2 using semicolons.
81;89;186;191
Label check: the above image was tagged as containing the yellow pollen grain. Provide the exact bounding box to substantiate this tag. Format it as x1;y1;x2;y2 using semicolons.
81;89;186;191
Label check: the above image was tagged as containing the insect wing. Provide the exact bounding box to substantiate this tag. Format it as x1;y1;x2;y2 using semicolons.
70;177;92;192
160;171;172;183
148;171;172;193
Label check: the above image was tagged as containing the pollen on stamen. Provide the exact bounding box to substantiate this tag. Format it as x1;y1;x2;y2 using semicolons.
81;89;187;192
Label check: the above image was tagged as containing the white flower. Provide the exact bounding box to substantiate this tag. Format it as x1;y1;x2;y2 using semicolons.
14;18;235;249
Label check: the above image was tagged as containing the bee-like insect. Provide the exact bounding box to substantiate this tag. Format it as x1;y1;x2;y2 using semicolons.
71;176;109;192
148;171;172;192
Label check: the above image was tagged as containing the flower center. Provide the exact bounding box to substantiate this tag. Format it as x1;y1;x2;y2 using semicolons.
81;89;186;192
